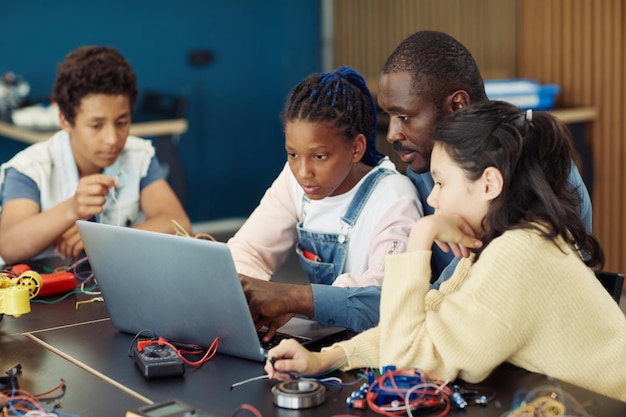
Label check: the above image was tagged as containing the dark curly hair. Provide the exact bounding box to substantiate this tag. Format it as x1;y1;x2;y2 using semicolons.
433;100;604;269
52;46;137;125
282;66;383;167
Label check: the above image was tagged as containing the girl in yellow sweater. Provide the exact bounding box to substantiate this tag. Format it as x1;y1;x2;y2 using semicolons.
264;100;626;402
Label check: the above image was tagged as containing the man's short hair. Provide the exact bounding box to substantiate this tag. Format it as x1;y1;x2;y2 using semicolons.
52;46;137;125
382;31;487;107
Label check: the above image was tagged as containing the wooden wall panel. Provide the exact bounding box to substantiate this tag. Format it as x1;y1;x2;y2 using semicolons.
332;0;518;83
519;0;626;273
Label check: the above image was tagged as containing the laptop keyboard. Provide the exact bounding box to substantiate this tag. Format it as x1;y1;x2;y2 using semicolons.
258;330;311;350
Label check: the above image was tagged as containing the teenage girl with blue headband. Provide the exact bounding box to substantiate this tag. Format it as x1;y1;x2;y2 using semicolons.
228;67;423;341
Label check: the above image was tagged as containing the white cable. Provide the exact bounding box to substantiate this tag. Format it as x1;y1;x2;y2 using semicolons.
108;187;122;227
229;374;269;390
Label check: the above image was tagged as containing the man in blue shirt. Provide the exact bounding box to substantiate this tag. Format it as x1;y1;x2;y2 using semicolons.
377;30;592;285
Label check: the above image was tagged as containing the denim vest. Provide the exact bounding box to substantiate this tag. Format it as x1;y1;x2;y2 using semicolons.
0;131;154;259
296;168;395;285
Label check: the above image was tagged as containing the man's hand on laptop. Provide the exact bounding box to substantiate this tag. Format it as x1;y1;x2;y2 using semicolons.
257;313;293;342
239;276;314;341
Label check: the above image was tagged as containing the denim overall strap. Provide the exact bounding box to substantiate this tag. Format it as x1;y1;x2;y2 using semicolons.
340;168;395;231
296;167;396;285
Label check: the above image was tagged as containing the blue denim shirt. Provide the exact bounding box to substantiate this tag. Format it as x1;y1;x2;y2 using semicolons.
312;284;381;331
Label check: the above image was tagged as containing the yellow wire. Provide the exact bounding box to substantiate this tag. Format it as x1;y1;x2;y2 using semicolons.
171;219;217;242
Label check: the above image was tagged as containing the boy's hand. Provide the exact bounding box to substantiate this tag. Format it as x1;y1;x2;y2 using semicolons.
54;224;84;260
72;174;118;220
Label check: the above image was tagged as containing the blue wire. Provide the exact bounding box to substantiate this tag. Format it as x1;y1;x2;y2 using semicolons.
71;257;94;281
7;385;22;415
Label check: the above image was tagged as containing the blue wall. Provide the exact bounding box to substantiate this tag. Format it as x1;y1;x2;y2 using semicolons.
0;1;321;222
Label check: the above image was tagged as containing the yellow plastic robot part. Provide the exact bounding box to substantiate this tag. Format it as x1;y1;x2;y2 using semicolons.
0;272;15;289
0;286;31;317
16;270;43;299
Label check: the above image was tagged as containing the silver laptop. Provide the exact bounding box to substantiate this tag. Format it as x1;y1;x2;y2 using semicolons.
76;220;353;362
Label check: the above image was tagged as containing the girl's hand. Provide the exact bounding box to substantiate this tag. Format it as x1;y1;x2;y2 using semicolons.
264;339;342;381
408;214;482;257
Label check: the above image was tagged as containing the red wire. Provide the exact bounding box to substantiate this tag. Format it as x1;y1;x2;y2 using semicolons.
365;368;452;416
33;378;66;398
0;391;48;412
140;337;220;367
238;403;263;417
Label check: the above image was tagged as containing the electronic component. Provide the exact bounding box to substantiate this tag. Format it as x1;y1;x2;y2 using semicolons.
351;367;494;413
0;286;31;318
452;388;468;409
0;364;21;391
346;382;369;409
0;268;42;317
126;399;204;417
133;342;185;379
272;380;325;409
356;366;451;414
38;271;76;297
7;263;75;298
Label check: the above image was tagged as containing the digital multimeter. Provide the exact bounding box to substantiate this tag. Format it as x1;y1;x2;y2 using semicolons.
126;399;209;417
133;343;184;379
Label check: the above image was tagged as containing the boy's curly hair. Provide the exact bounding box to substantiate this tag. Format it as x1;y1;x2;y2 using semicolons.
52;46;137;125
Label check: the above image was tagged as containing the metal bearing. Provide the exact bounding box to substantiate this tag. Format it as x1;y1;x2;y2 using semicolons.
271;380;325;409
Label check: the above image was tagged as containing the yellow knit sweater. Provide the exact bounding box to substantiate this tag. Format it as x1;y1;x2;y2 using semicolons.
333;227;626;402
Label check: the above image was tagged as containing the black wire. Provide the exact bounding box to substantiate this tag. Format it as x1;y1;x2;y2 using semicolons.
127;329;158;357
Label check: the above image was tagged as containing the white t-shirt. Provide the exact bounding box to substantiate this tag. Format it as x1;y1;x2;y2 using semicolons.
289;157;418;278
